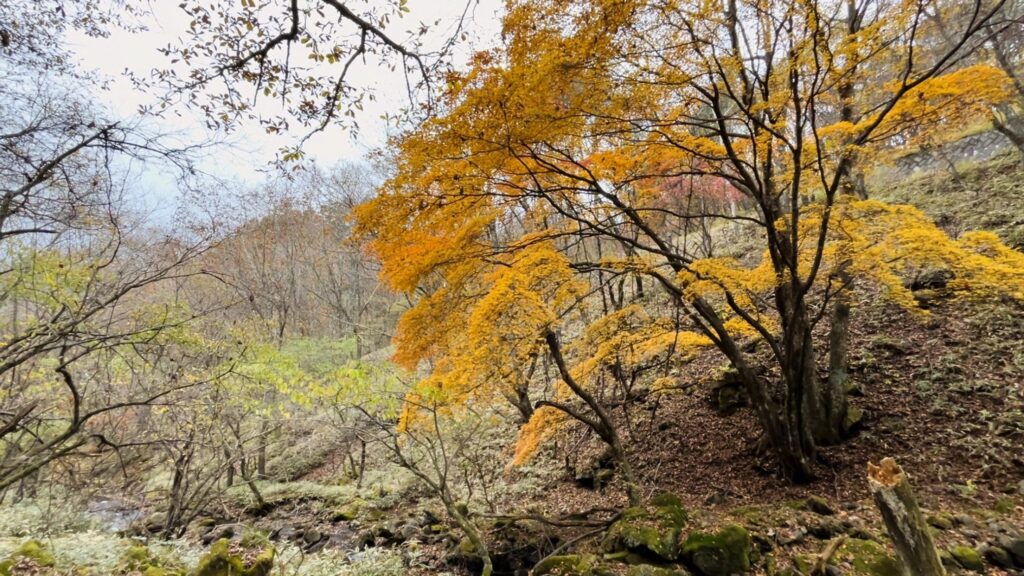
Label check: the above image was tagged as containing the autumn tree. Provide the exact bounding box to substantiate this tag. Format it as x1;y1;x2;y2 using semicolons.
356;0;1019;484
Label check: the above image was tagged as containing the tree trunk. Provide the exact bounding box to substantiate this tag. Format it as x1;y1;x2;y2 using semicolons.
868;458;945;576
819;284;851;445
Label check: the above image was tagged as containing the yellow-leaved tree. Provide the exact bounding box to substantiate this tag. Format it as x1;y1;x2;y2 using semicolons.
356;0;1020;486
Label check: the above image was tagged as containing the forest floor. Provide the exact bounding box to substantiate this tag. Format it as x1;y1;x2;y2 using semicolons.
1;156;1022;576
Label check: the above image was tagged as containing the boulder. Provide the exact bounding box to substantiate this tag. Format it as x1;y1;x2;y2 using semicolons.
604;494;689;561
194;539;274;576
0;540;55;576
681;524;751;576
626;565;690;576
997;536;1024;566
982;545;1014;569
949;546;984;572
533;554;605;575
709;369;747;415
925;513;954;530
804;496;836;516
830;538;901;576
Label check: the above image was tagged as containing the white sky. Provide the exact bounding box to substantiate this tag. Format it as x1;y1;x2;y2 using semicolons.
65;1;504;212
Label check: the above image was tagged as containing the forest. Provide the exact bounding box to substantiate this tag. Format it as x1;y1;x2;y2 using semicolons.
0;0;1022;575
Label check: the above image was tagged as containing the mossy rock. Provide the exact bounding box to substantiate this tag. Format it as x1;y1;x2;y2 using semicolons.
804;496;835;516
194;539;274;576
0;540;56;575
332;498;366;521
992;496;1015;514
831;538;901;576
682;524;751;576
949;546;984;572
625;565;690;576
534;554;603;575
604;494;689;561
117;545;186;575
926;513;954;530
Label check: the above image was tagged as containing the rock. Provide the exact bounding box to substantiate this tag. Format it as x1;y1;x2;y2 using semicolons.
997;536;1024;566
992;496;1015;514
533;554;603;575
195;539;274;576
626;565;690;576
830;538;901;576
949;546;984;572
982;545;1014;569
953;514;976;528
143;511;168;533
398;523;422;542
603;493;689;561
201;523;246;545
805;496;836;516
704;490;730;506
925;513;954;530
843;406;865;435
418;508;442;527
270;525;300;542
709;368;747;415
807;519;845;539
0;540;56;574
303;528;322;545
681;525;751;576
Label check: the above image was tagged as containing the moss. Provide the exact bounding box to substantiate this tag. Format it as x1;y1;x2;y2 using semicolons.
625;565;689;576
194;539;274;576
534;554;602;575
116;544;186;576
603;496;688;561
949;546;984;572
804;496;835;515
833;538;902;576
926;513;954;530
992;496;1015;514
682;525;751;576
0;540;56;575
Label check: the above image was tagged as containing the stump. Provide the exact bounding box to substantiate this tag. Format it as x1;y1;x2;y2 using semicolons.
867;458;945;576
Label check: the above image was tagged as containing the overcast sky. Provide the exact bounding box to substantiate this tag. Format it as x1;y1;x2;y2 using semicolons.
64;1;504;213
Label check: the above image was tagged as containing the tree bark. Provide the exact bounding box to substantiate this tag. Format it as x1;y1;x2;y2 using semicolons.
819;282;851;445
868;458;945;576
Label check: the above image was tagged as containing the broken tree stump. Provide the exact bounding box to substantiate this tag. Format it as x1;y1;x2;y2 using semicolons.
867;458;945;576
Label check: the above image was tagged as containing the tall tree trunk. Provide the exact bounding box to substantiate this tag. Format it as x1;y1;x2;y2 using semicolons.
819;274;851;445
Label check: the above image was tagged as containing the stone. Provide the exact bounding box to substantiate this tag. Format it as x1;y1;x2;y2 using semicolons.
843;406;865;434
709;368;747;415
805;496;836;516
603;494;689;561
533;554;602;575
303;528;322;545
830;538;902;576
925;513;954;530
681;525;751;576
992;496;1015;514
194;539;274;576
982;545;1014;569
626;565;690;576
0;540;56;575
997;536;1024;566
949;546;984;572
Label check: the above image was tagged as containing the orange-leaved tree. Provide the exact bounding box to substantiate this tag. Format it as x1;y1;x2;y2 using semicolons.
356;0;1019;485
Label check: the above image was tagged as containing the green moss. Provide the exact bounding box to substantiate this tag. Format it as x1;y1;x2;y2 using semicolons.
194;539;274;576
682;524;750;576
534;554;602;575
833;538;902;576
992;496;1015;514
603;496;689;561
625;565;689;576
926;513;954;530
949;546;984;572
0;540;56;575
